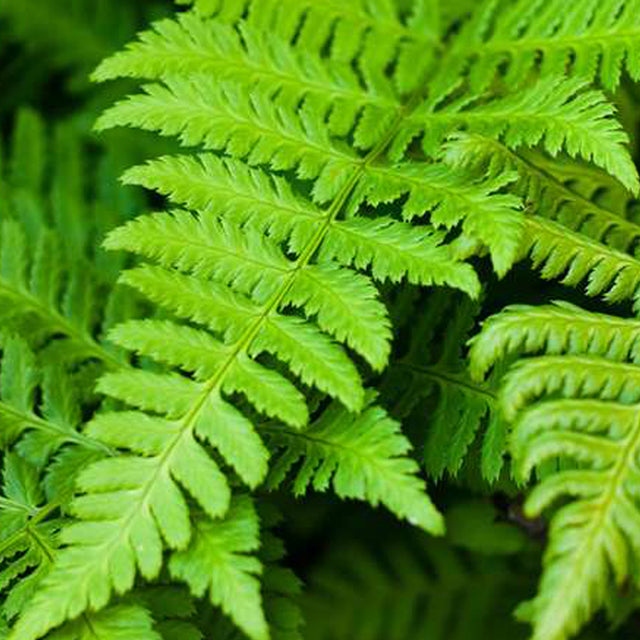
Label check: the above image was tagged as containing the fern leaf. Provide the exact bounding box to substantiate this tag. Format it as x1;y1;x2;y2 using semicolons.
502;369;640;640
519;216;640;309
95;80;359;202
444;134;640;256
0;221;119;368
7;442;226;640
169;496;268;640
92;14;399;138
97;370;202;419
174;0;438;91
265;392;445;534
469;301;640;380
0;339;107;460
288;264;391;371
117;157;483;292
408;77;639;192
501;355;640;420
0;454;61;623
451;0;640;91
385;292;507;482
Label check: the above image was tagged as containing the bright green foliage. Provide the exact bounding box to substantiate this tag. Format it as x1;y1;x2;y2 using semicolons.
5;1;640;640
169;496;267;640
0;453;57;622
445;134;640;255
450;0;640;91
46;605;162;640
266;393;444;533
471;303;640;639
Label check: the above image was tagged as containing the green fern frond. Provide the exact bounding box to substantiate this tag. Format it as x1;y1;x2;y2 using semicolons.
469;301;640;380
265;392;444;533
0;221;111;366
132;586;203;640
201;504;304;640
92;13;399;137
168;496;267;640
0;110;148;369
174;0;439;93
407;77;639;193
0;454;60;622
0;338;108;461
118;156;512;281
501;355;640;420
16;2;640;638
518;216;640;309
46;604;162;640
451;0;640;91
500;361;640;640
472;289;640;639
444;134;640;256
384;291;507;482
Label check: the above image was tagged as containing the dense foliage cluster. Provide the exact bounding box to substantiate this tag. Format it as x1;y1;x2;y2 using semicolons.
2;0;640;638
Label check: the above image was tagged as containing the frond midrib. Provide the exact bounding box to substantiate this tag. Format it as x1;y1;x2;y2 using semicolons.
396;361;496;403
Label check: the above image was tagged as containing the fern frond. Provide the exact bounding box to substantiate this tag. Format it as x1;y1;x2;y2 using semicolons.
384;291;507;482
26;1;640;636
444;134;640;255
0;221;112;365
450;0;640;91
519;216;640;309
265;392;444;534
119;155;513;281
46;604;162;640
174;0;439;92
7;438;225;639
469;301;640;380
132;586;202;640
408;77;639;192
0;339;108;461
500;366;640;640
501;355;640;420
168;496;267;640
0;454;60;622
95;80;360;202
92;13;399;138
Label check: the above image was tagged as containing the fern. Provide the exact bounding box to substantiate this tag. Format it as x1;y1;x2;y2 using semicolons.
445;134;640;255
265;392;444;531
449;0;640;91
470;299;640;638
7;2;640;640
381;290;507;482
